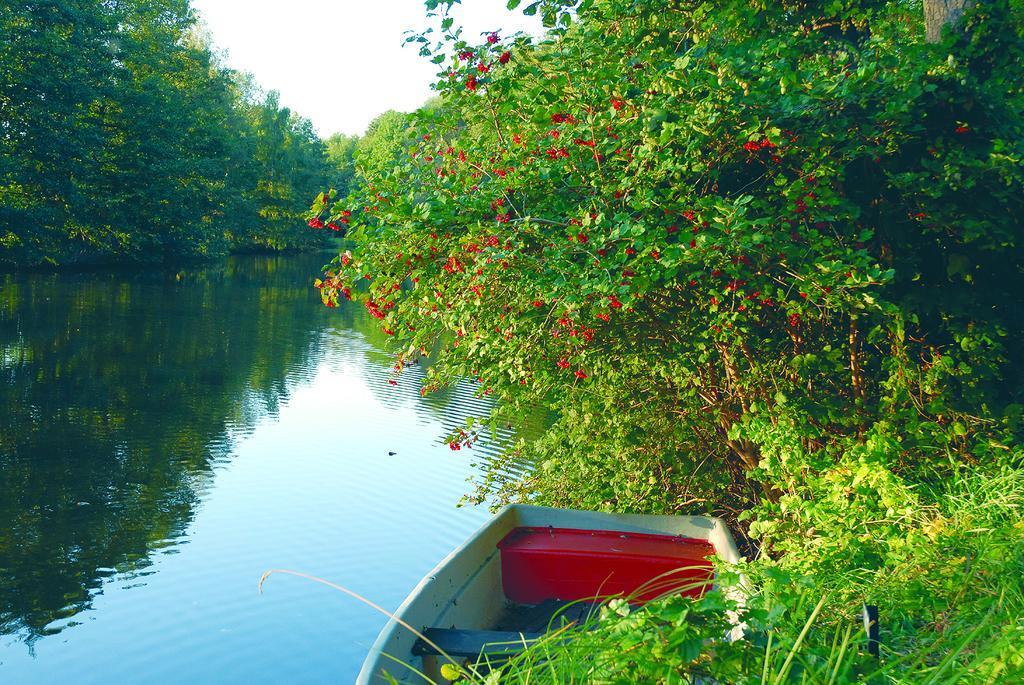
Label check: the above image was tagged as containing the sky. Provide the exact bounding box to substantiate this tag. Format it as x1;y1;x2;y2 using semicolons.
190;0;544;138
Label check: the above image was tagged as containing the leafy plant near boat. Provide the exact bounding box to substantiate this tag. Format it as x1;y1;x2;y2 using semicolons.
311;0;1024;680
456;467;1024;682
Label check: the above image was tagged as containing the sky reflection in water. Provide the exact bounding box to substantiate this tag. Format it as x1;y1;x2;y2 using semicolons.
0;254;519;683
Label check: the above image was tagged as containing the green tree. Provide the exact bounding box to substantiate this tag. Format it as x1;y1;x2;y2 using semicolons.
325;133;359;198
316;0;1023;501
313;0;1024;678
231;90;334;251
354;110;415;179
0;0;332;267
0;0;119;263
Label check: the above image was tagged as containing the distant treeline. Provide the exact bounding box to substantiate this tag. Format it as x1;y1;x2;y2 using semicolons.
323;107;425;202
0;0;349;268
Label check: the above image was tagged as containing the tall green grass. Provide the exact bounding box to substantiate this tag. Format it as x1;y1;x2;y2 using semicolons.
450;467;1024;684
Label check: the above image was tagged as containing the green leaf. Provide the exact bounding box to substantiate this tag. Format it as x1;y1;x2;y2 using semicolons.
440;663;463;680
678;637;704;662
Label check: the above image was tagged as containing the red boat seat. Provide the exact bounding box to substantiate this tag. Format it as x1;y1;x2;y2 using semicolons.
496;526;714;605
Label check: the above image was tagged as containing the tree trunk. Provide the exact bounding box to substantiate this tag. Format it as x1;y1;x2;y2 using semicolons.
924;0;975;43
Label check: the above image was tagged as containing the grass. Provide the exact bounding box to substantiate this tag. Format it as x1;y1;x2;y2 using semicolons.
461;465;1024;684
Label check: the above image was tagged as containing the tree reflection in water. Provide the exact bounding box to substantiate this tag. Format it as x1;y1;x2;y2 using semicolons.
0;254;333;642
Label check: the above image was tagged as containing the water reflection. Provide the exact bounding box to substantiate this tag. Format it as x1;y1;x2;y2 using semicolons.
0;256;335;642
0;254;528;683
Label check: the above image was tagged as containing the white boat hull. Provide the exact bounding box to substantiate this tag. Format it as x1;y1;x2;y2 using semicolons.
356;504;741;684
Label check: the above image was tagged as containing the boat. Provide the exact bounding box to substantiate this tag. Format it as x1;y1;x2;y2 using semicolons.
356;504;742;684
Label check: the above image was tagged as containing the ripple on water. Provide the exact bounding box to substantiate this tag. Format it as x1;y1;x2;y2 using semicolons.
0;254;528;684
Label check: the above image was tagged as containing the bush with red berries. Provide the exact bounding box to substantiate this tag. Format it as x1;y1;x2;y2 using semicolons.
312;3;1024;664
315;0;1019;488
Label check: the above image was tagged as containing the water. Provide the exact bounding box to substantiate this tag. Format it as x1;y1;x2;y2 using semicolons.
0;254;520;684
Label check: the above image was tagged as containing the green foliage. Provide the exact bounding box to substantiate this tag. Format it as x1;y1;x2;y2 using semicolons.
315;0;1023;498
228;90;336;253
354;110;418;179
325;132;360;197
469;462;1024;683
312;0;1024;679
0;0;332;267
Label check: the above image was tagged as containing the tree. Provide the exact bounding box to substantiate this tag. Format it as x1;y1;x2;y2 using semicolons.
317;0;1022;487
231;90;334;252
925;0;975;41
325;133;359;197
354;110;414;179
0;0;332;267
311;0;1022;678
0;0;120;264
313;0;1022;643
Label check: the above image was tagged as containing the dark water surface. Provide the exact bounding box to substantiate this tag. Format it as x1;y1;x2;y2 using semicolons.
0;254;516;684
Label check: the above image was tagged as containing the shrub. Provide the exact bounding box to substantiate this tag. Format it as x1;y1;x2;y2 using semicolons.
312;0;1024;679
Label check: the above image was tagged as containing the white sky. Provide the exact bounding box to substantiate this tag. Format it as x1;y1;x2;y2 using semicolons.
190;0;544;137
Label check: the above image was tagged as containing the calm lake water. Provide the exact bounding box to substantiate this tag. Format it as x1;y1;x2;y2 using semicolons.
0;253;522;684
